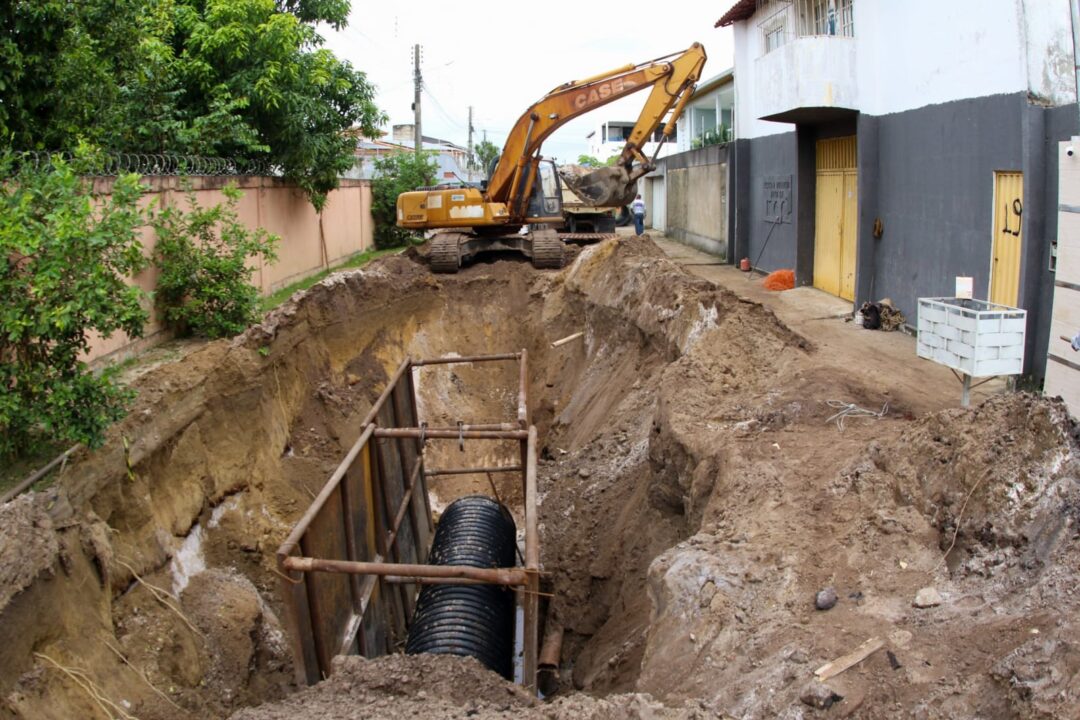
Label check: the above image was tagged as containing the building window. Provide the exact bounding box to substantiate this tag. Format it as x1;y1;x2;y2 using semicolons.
764;24;786;52
758;0;854;49
757;0;791;54
797;0;854;37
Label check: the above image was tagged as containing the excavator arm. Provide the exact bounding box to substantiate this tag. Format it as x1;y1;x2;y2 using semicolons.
486;43;707;215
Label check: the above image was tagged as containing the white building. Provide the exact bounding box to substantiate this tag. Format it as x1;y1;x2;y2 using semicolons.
585;121;680;163
675;69;736;153
717;0;1079;382
343;126;474;183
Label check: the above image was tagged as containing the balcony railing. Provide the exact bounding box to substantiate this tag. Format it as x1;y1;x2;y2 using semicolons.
757;0;854;56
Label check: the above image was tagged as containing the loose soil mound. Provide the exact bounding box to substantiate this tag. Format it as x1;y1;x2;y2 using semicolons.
1;236;1077;719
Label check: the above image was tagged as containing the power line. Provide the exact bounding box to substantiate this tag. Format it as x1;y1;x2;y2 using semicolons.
422;87;465;132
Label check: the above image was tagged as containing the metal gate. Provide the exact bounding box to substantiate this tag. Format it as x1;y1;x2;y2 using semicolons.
650;176;667;232
990;171;1024;307
813;136;858;301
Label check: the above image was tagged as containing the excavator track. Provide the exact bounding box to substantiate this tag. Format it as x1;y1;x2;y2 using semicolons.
530;229;565;269
430;233;463;273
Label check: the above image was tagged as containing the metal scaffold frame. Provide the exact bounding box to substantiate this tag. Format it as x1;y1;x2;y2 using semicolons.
275;351;541;691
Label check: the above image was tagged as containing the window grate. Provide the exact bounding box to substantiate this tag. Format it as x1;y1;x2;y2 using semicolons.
816;136;857;171
795;0;854;38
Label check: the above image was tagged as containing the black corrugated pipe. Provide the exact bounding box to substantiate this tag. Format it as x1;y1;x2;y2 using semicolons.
405;496;518;678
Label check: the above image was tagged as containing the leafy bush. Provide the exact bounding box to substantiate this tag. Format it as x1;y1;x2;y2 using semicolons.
151;183;279;338
0;149;149;457
691;125;731;150
370;151;438;248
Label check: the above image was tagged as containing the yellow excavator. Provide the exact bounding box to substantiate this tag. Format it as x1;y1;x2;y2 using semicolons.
396;43;707;273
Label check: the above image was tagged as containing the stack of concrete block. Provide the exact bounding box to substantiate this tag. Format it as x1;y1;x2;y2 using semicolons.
917;298;1026;377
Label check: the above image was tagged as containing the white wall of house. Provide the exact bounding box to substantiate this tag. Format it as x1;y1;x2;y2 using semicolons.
734;20;794;140
587;121;679;161
733;0;1077;139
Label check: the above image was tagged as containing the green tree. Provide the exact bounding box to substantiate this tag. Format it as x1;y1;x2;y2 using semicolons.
152;183;279;338
474;140;501;178
0;149;149;457
0;0;386;209
577;153;619;167
370;151;438;248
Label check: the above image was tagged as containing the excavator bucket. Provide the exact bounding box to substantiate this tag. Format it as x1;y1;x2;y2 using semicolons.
560;165;641;208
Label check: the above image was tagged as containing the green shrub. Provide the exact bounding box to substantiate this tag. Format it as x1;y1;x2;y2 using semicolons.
151;183;278;339
691;125;731;150
0;149;149;457
370;151;438;248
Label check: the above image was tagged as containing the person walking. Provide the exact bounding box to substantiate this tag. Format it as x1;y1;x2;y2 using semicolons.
631;194;646;235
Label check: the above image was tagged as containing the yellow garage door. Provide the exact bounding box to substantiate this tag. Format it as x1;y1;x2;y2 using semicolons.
990;171;1023;307
814;137;858;301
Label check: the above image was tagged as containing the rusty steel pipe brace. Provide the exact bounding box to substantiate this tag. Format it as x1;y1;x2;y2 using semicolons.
282;557;529;586
411;352;522;367
373;428;529;440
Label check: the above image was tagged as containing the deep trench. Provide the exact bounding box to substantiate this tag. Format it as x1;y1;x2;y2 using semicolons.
7;239;1080;720
2;242;776;719
244;246;703;703
329;254;695;696
10;246;717;720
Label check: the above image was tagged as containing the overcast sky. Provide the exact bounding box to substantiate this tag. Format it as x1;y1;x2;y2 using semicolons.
321;3;734;161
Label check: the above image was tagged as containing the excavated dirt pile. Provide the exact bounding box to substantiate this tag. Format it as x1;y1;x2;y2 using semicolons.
1;237;1079;719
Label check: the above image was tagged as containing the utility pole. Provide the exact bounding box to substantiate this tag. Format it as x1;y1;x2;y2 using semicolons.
413;44;422;155
467;106;474;178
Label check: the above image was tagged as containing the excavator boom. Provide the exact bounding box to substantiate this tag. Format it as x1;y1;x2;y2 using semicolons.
486;43;707;216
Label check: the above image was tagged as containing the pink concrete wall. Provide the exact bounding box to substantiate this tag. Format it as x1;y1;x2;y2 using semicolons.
84;175;373;362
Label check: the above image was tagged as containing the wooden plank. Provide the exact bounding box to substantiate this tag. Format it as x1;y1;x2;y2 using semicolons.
278;425;374;557
338;462;363;613
276;552;320;685
369;425;407;645
377;402;417;621
404;364;435;538
814;637;884;682
392;379;427;563
337;573;379;657
523;426;540;692
301;488;355;676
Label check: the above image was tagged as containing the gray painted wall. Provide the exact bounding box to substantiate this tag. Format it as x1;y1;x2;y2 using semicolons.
863;93;1023;317
651;145;731;257
863;93;1076;378
734;92;1077;380
743;132;798;272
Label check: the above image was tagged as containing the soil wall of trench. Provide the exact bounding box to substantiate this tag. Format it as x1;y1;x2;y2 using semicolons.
3;237;1080;719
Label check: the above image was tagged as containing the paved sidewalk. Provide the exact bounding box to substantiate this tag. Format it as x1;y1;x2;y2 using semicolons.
650;233;1008;415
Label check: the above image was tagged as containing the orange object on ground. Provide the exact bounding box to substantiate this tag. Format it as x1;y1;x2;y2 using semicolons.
762;269;795;291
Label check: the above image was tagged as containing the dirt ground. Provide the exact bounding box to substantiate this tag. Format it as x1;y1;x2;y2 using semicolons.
1;236;1078;719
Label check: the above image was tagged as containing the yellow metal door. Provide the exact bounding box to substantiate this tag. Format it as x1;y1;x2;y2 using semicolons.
840;171;858;300
990;171;1023;307
814;137;858;300
814;173;844;296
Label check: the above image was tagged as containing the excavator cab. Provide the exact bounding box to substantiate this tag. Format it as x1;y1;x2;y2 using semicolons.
525;160;563;220
425;160;566;273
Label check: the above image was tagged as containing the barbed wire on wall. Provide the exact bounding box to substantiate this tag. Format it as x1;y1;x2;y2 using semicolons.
8;151;284;178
